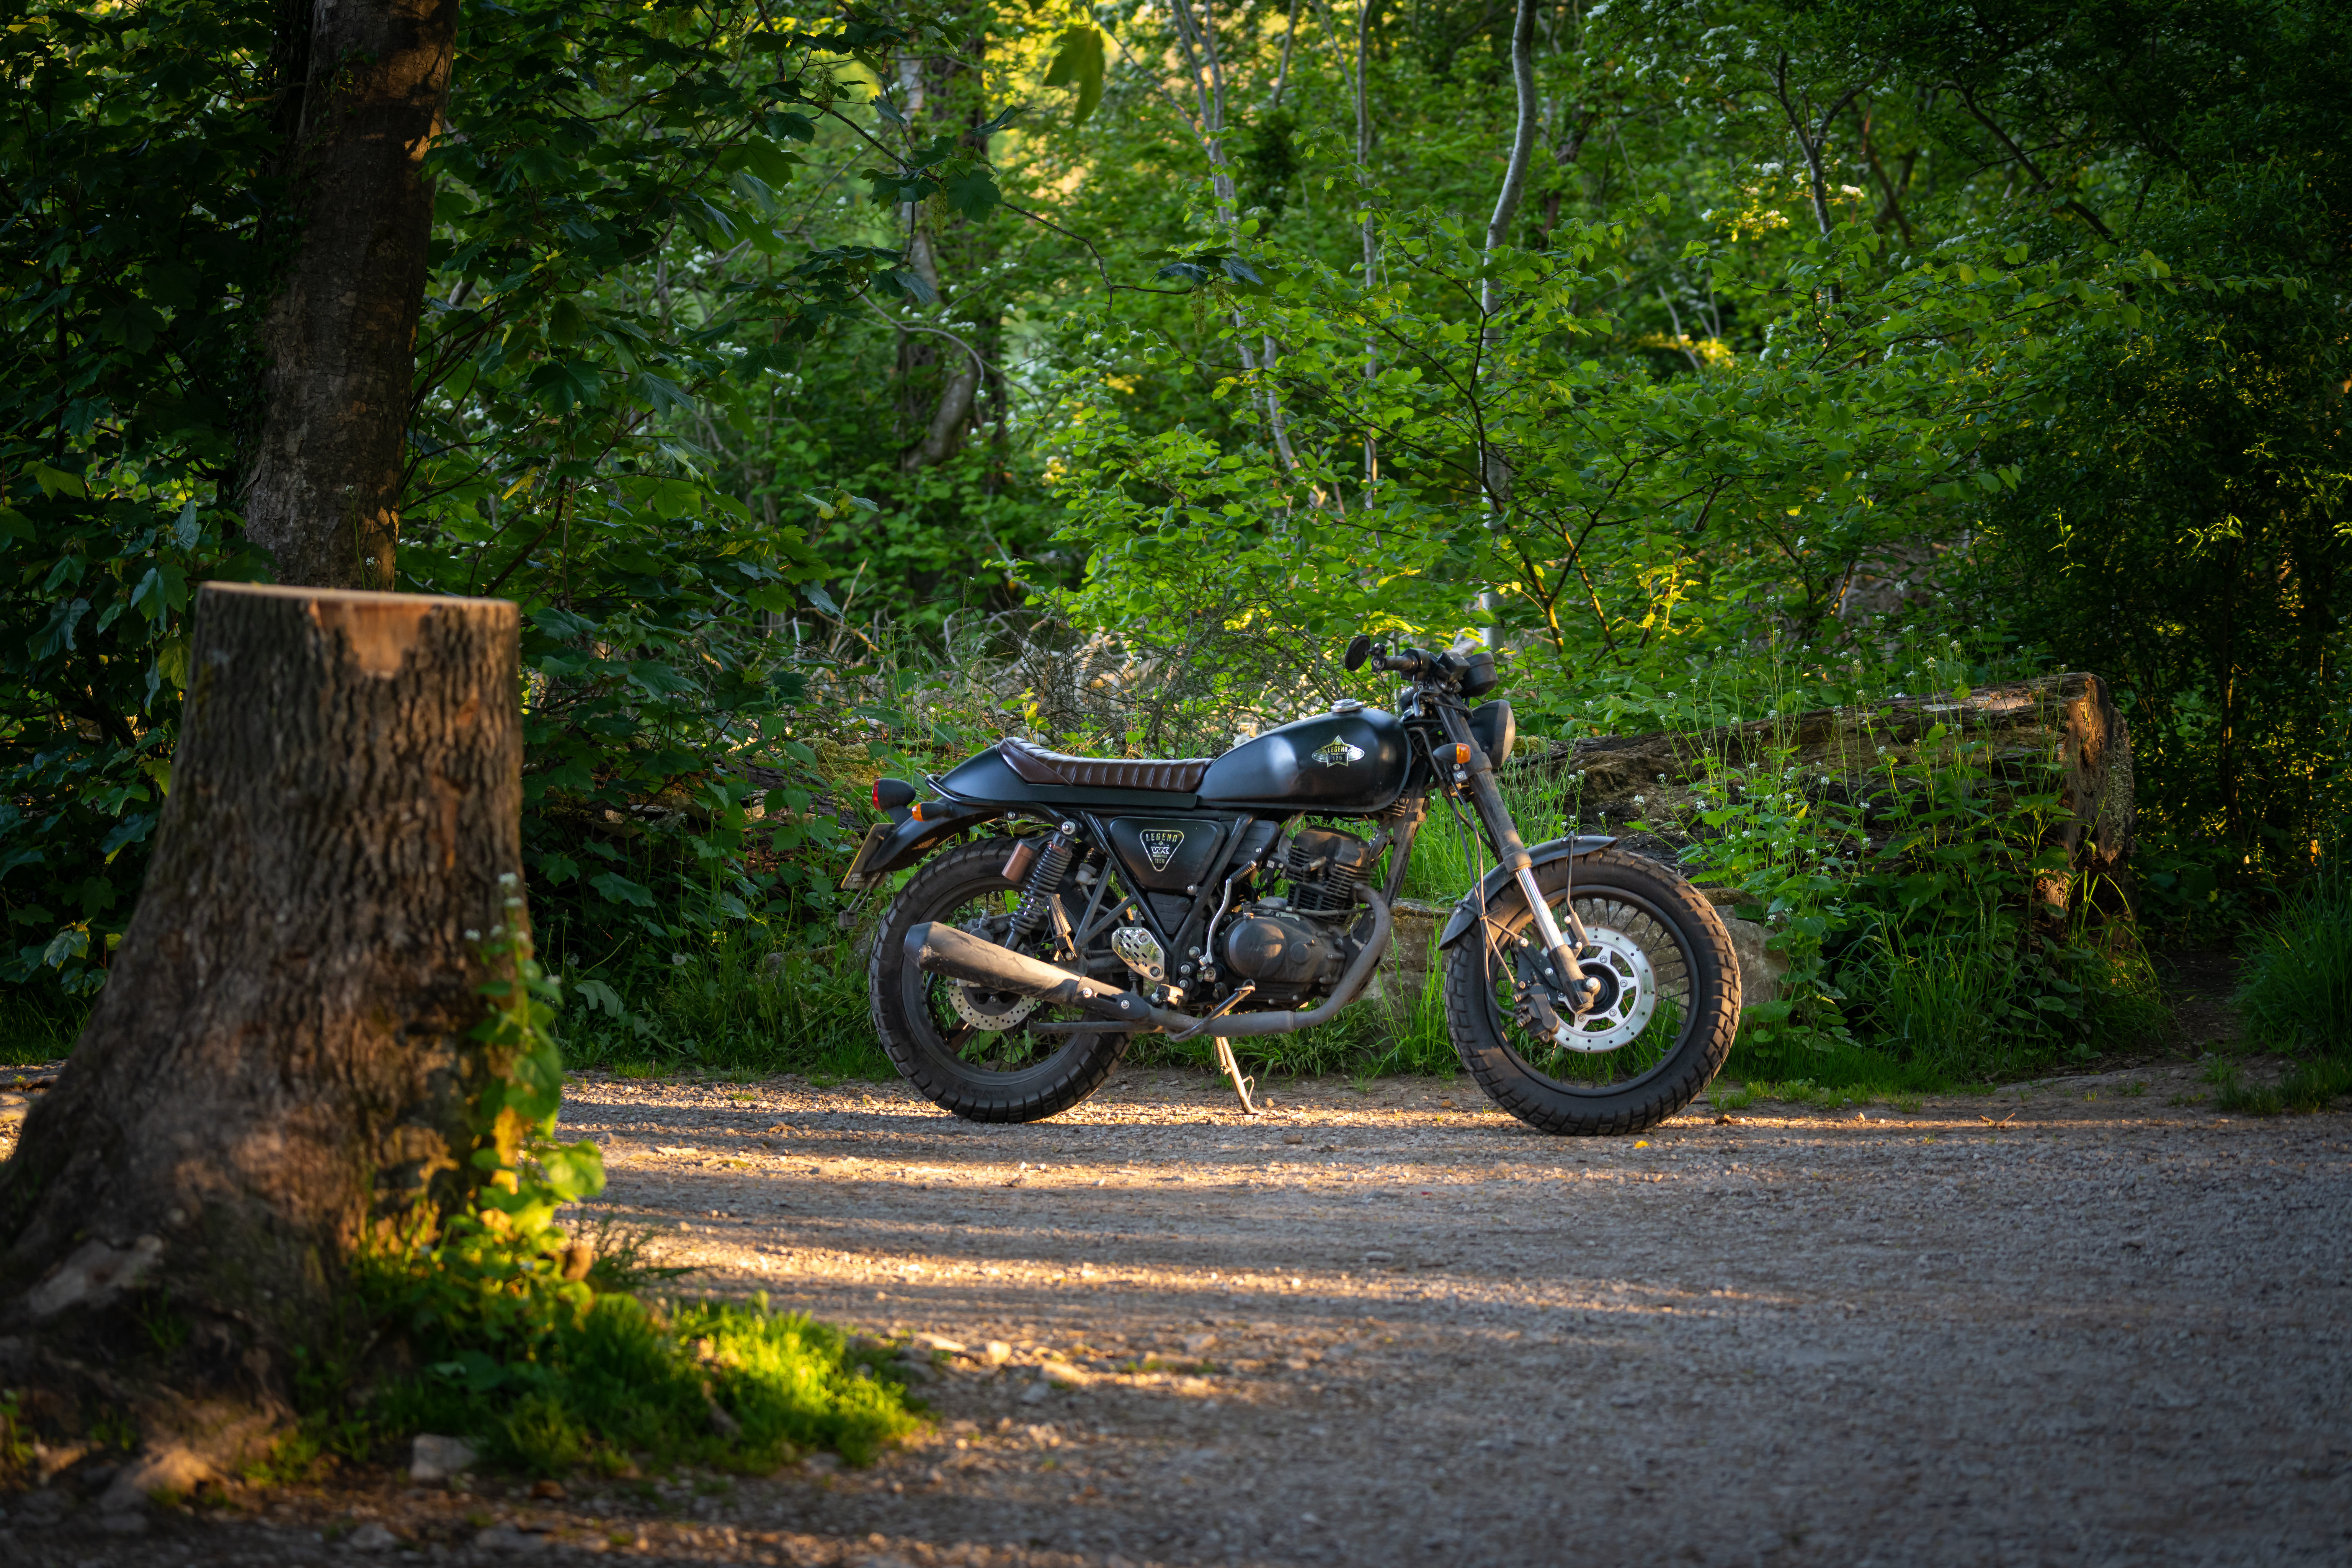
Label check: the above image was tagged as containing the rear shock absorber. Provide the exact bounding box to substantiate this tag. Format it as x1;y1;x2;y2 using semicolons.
1006;823;1076;948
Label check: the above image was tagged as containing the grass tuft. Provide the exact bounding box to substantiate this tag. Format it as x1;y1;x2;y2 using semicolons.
2235;871;2352;1054
369;1294;921;1477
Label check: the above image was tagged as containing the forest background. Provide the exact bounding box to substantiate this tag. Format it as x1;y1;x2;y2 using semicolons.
3;0;2347;1088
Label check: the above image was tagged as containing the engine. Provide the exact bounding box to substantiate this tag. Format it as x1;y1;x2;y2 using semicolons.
1277;825;1375;913
1220;910;1343;990
1215;826;1375;1000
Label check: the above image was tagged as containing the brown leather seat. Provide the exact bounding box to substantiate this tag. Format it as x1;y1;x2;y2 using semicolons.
1000;737;1212;794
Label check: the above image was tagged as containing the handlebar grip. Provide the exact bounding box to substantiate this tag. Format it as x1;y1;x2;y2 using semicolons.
1377;652;1424;674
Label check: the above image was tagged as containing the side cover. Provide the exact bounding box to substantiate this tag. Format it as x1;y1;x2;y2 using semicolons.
1104;817;1235;893
1435;836;1619;948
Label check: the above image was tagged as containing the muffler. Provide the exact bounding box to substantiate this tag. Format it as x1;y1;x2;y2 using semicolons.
904;889;1393;1040
903;923;1166;1025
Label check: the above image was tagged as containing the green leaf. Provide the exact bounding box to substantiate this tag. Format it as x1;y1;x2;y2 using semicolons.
1042;25;1106;124
588;871;655;908
524;360;606;413
30;464;86;499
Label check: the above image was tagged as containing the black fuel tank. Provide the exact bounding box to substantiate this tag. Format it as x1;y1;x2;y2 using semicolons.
1198;707;1409;813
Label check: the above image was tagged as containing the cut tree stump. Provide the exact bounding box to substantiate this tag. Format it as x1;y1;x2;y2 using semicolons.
0;583;522;1485
1512;673;2135;916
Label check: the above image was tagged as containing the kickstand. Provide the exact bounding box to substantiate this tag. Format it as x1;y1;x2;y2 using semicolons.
1212;1035;1259;1115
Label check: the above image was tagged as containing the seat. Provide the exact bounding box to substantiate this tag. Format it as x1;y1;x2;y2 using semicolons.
999;737;1213;794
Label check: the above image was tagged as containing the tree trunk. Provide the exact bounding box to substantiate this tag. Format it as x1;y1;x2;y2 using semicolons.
241;0;458;589
0;583;521;1496
1516;673;2136;915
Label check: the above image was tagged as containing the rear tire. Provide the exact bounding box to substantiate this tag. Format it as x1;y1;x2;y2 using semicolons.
868;839;1130;1122
1443;848;1739;1135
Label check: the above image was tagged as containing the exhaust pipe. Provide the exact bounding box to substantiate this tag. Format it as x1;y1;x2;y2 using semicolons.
903;923;1146;1022
904;889;1393;1039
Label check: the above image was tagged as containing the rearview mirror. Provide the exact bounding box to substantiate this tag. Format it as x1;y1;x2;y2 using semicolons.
1343;634;1374;672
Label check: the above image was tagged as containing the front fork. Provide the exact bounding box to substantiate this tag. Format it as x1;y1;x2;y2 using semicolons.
1437;707;1599;1034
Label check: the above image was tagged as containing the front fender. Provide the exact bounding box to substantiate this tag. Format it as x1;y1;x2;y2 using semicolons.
838;802;1002;890
1436;835;1619;948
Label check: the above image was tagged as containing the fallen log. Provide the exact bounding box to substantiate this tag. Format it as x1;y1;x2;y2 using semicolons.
1512;673;2135;916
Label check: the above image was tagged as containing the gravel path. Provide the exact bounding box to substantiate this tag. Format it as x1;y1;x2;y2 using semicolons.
11;1060;2351;1567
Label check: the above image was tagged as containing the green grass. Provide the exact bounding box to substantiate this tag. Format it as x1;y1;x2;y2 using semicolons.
0;992;86;1065
368;1294;921;1478
557;923;891;1080
2210;1054;2352;1116
1717;1076;1946;1110
2235;872;2352;1054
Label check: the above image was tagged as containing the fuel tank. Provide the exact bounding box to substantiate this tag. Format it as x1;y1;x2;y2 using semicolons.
1198;707;1409;813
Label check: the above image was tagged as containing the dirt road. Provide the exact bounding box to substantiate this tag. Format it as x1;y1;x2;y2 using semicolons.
11;1062;2352;1567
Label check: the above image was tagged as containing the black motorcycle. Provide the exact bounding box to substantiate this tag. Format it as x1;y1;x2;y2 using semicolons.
840;637;1740;1135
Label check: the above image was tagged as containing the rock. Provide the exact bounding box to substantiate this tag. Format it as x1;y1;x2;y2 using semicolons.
911;1333;967;1354
407;1434;478;1483
473;1523;544;1552
346;1522;400;1551
1181;1332;1218;1355
99;1444;215;1512
529;1479;565;1501
1720;916;1787;1009
982;1340;1012;1366
1019;1380;1052;1404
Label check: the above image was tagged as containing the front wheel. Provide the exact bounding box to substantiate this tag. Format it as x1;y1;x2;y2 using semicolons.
1443;848;1740;1135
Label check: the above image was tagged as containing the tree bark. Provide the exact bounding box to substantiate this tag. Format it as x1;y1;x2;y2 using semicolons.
0;583;522;1491
241;0;458;590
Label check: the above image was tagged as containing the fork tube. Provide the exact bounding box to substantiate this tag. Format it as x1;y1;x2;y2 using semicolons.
1439;708;1591;993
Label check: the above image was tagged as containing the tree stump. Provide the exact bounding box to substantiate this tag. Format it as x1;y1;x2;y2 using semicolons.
1514;673;2135;916
0;583;521;1489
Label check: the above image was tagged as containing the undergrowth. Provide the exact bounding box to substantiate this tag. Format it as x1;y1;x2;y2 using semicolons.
299;898;921;1480
2234;871;2351;1055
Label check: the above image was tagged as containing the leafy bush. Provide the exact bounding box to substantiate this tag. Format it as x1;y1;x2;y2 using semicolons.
2235;873;2352;1055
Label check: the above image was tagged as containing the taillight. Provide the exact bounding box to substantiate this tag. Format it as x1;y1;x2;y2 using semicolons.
872;777;916;812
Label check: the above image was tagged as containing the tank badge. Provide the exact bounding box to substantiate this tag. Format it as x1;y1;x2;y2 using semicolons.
1138;827;1186;871
1311;737;1366;768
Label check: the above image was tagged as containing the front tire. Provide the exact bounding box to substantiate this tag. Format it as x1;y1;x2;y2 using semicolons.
1443;848;1740;1135
868;839;1130;1122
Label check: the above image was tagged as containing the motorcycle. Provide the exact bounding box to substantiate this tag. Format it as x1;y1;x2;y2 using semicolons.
840;636;1740;1135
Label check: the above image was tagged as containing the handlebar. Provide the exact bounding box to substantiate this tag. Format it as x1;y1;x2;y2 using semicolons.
1342;634;1501;697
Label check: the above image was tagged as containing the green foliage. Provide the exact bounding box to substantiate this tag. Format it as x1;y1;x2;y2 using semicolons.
7;0;2345;1053
369;1294;921;1477
2234;872;2352;1055
345;913;917;1477
2215;1058;2352;1118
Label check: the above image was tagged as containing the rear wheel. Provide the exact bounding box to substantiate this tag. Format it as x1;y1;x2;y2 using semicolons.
1443;848;1739;1135
868;839;1130;1122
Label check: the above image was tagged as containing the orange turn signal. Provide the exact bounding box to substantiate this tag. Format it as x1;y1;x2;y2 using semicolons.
1452;743;1472;766
910;800;929;822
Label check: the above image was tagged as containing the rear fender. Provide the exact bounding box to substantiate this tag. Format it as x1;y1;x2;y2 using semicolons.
839;803;1003;890
1435;835;1619;948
